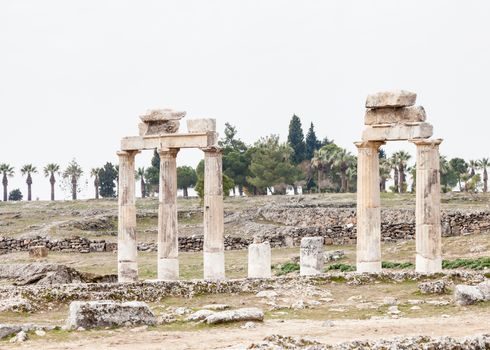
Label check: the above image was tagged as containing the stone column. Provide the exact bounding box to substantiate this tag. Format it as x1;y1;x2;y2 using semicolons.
117;150;139;283
203;148;225;280
354;141;385;273
412;139;443;273
300;237;324;276
248;238;272;279
157;148;180;280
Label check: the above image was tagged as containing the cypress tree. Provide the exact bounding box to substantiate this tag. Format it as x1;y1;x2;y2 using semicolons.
305;122;320;160
287;114;306;164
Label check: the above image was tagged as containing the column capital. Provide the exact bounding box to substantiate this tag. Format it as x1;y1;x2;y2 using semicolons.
354;140;385;149
157;148;180;157
202;146;223;154
117;150;140;158
410;138;443;147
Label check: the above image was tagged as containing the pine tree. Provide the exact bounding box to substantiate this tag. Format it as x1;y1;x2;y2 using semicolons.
305;122;320;160
99;162;118;198
287;115;306;165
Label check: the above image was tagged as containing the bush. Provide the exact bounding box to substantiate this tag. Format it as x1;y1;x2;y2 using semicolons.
326;263;356;272
276;262;300;276
382;261;414;269
442;257;490;270
8;189;22;201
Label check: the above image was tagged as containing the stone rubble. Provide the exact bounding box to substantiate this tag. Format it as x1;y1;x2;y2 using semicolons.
454;280;490;305
418;280;449;294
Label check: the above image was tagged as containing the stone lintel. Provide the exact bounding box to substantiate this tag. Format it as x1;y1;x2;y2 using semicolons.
362;123;433;141
364;106;426;125
365;90;417;108
121;132;218;151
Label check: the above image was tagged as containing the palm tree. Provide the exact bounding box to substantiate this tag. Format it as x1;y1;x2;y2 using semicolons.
469;160;478;177
439;156;451;193
396;151;411;193
135;167;146;198
20;164;38;201
63;160;83;200
90;168;101;199
379;158;392;192
407;163;417;193
43;163;60;201
478;158;490;193
311;150;324;193
329;148;355;193
0;164;14;201
345;164;357;193
389;154;399;193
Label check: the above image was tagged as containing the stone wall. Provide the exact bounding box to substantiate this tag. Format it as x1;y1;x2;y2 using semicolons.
1;208;489;254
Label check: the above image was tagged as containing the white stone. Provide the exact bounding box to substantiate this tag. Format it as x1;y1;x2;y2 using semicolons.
203;251;225;280
35;330;46;336
66;301;156;329
241;321;256;329
186;310;215;322
187;118;216;133
477;280;490;300
0;325;22;339
365;90;417;108
362;123;433;141
365;106;426;125
201;304;229;311
300;237;324;276
9;330;27;343
205;308;264;324
256;291;278;298
248;242;272;278
454;285;485;305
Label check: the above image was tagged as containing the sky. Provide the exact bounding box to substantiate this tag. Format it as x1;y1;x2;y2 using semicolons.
1;1;490;200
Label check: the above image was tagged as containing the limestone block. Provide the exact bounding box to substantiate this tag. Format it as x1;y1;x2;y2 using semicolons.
66;301;156;329
300;237;324;276
364;106;426;125
454;285;485;305
29;246;48;258
362;123;433;141
248;241;272;278
205;307;264;324
139;109;186;136
365;90;416;108
187;119;216;133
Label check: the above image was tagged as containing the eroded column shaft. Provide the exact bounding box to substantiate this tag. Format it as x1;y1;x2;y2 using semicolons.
158;148;179;280
355;141;384;273
413;139;443;273
117;150;138;282
203;149;225;280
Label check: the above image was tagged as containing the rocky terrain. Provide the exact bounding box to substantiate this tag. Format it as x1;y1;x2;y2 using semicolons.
0;193;489;349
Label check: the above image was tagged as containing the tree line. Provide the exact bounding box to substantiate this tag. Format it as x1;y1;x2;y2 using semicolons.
2;115;489;201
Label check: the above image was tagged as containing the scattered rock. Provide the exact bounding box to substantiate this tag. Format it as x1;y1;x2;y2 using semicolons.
34;329;46;336
0;325;22;339
205;308;264;325
66;301;156;329
0;298;32;313
10;330;28;343
382;297;397;306
29;246;48;258
174;307;192;316
291;300;306;310
418;280;448;294
157;314;176;325
324;250;345;262
201;304;229;311
387;306;400;315
186;310;215;322
454;285;485;305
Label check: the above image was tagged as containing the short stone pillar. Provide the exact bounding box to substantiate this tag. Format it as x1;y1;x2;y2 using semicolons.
157;148;180;280
117;150;139;283
413;139;443;273
29;246;48;258
355;141;384;273
248;238;272;278
300;237;324;276
203;148;225;280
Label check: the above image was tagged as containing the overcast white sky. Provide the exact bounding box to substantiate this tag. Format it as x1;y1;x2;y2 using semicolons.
1;1;490;200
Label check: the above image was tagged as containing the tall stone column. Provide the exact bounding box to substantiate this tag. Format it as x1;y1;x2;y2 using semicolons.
203;148;225;280
157;148;180;280
355;141;385;273
117;150;139;283
412;139;443;273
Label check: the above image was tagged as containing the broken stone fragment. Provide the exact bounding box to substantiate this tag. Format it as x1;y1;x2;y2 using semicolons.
205;308;264;324
364;106;426;125
139;108;186;136
186;118;216;133
29;246;48;258
66;301;156;329
365;90;417;108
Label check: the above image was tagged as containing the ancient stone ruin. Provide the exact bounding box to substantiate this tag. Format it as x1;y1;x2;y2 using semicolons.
117;109;224;282
355;90;442;273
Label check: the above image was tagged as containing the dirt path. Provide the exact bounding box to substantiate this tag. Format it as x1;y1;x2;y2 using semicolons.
10;311;490;350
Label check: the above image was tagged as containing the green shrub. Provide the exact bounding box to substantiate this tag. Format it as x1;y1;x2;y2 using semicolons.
382;261;414;269
326;263;356;272
277;262;300;276
442;257;490;270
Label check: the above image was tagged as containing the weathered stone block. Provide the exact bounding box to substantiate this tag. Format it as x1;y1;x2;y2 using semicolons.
186;118;216;133
66;301;156;329
365;90;417;108
248;241;271;278
29;246;48;258
205;308;264;324
362;123;433;141
89;242;106;252
139;109;186;136
300;237;324;276
364;106;426;125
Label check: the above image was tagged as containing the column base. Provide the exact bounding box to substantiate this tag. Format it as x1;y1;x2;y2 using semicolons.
357;261;381;273
203;251;225;280
157;258;179;280
118;261;138;283
248;243;272;279
416;254;442;273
